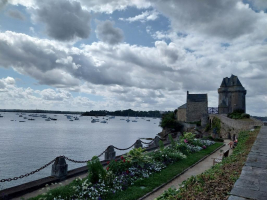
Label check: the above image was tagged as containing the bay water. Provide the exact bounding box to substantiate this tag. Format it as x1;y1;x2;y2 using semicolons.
0;112;161;190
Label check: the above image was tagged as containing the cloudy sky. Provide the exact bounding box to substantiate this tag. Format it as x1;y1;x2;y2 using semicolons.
0;0;266;116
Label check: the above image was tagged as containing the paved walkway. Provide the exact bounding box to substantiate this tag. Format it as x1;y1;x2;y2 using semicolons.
229;126;267;200
142;139;232;200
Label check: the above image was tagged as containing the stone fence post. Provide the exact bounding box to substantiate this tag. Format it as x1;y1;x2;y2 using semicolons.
134;139;143;149
51;156;68;180
104;145;116;160
153;136;160;147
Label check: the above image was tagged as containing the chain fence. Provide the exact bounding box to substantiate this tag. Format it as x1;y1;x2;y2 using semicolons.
0;137;164;182
0;158;56;183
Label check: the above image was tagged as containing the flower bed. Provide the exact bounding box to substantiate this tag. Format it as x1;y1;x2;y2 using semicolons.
30;132;219;200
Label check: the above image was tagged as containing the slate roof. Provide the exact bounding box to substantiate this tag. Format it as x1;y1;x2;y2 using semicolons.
178;103;187;109
187;94;207;102
220;74;243;87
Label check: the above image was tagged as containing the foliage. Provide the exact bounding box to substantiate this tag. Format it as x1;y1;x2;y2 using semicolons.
87;156;106;184
175;142;190;155
82;109;163;117
108;156;132;175
187;121;201;126
156;187;178;200
203;136;224;142
181;132;195;143
159;112;184;131
205;123;211;131
159;140;164;151
126;148;150;168
211;117;221;133
227;109;250;119
169;134;176;148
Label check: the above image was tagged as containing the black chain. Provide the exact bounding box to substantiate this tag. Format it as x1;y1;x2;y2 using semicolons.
0;158;56;182
113;142;136;151
62;147;108;163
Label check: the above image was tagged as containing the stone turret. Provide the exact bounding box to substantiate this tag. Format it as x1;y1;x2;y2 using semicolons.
218;75;246;114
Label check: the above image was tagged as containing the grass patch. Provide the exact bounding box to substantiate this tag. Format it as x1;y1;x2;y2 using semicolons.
156;127;261;200
106;143;222;200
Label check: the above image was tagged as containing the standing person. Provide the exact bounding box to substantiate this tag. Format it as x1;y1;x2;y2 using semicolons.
228;141;234;149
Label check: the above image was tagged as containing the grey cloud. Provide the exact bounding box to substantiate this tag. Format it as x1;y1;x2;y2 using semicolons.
0;0;7;10
0;81;5;89
152;0;260;40
95;20;124;45
35;0;91;41
7;10;25;20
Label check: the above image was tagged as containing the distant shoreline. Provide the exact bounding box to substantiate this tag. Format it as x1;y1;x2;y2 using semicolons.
0;109;83;115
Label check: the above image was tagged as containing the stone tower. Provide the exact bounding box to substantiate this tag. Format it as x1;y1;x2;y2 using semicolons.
218;75;246;114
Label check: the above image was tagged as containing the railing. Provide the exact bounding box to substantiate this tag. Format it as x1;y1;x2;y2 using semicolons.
208;107;218;114
0;136;167;183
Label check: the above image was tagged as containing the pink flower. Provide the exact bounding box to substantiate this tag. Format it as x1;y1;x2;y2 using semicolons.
184;139;188;143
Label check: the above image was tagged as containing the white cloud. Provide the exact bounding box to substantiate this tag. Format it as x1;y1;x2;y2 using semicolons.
119;10;159;23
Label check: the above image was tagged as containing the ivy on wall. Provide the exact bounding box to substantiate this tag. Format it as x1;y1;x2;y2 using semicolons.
212;117;221;133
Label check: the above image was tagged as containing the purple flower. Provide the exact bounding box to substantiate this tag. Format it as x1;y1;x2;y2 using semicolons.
184;139;188;143
202;145;206;149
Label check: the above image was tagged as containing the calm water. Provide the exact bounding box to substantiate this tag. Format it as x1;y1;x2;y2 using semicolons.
0;112;161;190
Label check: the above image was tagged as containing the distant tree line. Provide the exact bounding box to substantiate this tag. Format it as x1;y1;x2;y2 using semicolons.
82;109;164;117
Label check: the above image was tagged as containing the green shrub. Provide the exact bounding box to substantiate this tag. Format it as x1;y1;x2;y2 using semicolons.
241;113;250;118
108;156;131;174
181;132;196;143
87;156;106;184
126;147;150;168
169;134;176;148
160;112;184;131
211;117;221;133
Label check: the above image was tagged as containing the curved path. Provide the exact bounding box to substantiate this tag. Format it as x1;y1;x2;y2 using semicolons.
141;139;232;200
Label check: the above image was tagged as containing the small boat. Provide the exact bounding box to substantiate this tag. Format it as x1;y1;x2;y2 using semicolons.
24;117;27;119
126;119;130;122
91;119;98;123
50;118;57;121
100;120;107;123
69;119;74;121
45;118;50;121
0;115;3;118
120;119;125;120
11;120;14;121
132;120;137;122
28;118;35;120
74;117;79;120
146;120;150;121
19;115;23;117
19;121;25;122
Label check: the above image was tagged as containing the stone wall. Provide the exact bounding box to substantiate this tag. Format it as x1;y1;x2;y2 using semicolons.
209;114;263;139
186;101;207;122
177;108;186;122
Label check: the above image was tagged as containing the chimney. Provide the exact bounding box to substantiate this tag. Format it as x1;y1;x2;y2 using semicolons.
187;91;189;95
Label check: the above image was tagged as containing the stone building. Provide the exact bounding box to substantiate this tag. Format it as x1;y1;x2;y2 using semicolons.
177;91;208;122
218;75;246;114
